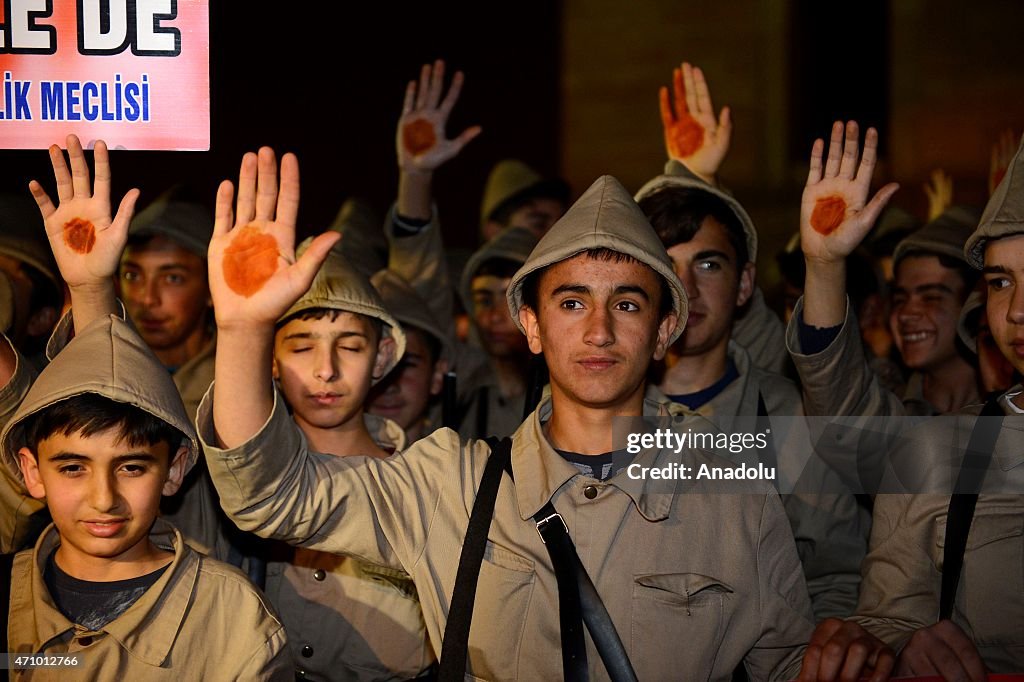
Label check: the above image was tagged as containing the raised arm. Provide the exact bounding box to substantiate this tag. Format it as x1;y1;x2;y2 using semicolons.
923;168;953;222
659;61;732;185
800;121;899;329
208;148;339;449
396;59;482;221
28;134;138;333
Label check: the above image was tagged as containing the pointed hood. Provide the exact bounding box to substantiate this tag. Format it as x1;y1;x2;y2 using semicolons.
507;175;688;344
634;161;758;262
459;226;539;315
329;197;387;279
129;186;213;259
893;205;980;268
965;134;1024;269
1;315;199;479
281;240;406;379
371;269;452;364
0;193;59;292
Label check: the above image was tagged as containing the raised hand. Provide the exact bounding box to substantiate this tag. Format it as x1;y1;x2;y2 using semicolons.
923;168;953;221
207;147;339;330
659;62;732;184
800;121;900;266
28;134;139;291
989;128;1017;195
397;59;482;174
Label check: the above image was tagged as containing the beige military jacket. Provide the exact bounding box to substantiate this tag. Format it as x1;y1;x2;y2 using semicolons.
6;519;291;680
265;413;435;681
851;389;1024;671
199;386;813;681
657;342;870;621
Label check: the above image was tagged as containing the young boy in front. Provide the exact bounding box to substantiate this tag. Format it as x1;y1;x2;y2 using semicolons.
0;135;290;681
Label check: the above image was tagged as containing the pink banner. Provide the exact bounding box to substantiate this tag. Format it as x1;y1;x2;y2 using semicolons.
0;0;209;150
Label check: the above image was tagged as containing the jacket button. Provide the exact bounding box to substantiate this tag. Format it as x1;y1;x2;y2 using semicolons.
301;645;314;658
583;485;598;499
313;568;326;581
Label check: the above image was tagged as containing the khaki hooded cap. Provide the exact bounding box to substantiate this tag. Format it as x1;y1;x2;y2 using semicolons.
129;187;214;259
480;159;544;227
634;168;759;262
1;314;199;479
371;269;451;363
893;205;981;268
0;193;59;289
282;241;407;378
459;225;539;316
507;175;689;344
956;288;984;354
965;134;1024;269
330;196;387;279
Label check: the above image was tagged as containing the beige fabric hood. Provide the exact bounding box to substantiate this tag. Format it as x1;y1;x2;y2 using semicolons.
965;134;1024;269
459;226;539;316
371;268;451;363
893;205;980;268
1;314;199;478
129;187;213;259
634;160;759;262
0;193;59;290
282;240;406;378
507;175;688;344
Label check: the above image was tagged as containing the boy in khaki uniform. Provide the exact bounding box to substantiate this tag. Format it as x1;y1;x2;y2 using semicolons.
199;148;891;679
1;314;291;681
263;243;435;681
802;139;1024;678
634;168;870;622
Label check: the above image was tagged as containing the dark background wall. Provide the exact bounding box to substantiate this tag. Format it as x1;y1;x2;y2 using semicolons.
0;2;563;250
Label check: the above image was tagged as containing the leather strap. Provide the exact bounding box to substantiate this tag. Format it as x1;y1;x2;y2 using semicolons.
940;398;1003;621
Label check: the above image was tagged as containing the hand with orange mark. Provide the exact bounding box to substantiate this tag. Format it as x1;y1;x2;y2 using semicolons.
397;59;482;174
28;134;140;292
797;618;895;682
208;147;340;331
989;128;1017;196
923;168;953;222
659;62;732;185
801;121;900;266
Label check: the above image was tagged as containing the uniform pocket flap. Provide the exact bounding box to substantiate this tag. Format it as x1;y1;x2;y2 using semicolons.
935;510;1024;550
634;572;734;599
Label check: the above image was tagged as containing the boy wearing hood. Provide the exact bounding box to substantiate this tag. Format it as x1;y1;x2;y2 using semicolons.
199;145;892;679
234;171;434;679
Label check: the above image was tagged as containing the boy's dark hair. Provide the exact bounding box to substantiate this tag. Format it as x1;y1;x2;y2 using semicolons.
638;187;750;275
405;325;443;365
276;308;384;342
520;248;674;320
896;251;980;297
20;393;185;457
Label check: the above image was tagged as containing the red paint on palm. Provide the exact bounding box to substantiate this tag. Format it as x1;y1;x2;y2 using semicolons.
223;225;279;297
402;119;436;156
810;195;847;235
63;218;96;254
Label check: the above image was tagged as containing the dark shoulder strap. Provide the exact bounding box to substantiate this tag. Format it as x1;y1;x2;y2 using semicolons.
940;398;1003;621
437;437;512;682
0;552;14;681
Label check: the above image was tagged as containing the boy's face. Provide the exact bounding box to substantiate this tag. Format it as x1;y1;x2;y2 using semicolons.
890;255;968;372
17;427;186;571
367;327;446;431
119;236;210;357
471;275;530;359
665;217;754;358
983;234;1024;376
273;312;395;432
519;253;676;410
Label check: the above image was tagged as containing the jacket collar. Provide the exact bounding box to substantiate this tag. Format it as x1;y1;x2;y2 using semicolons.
13;518;200;667
509;393;679;522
